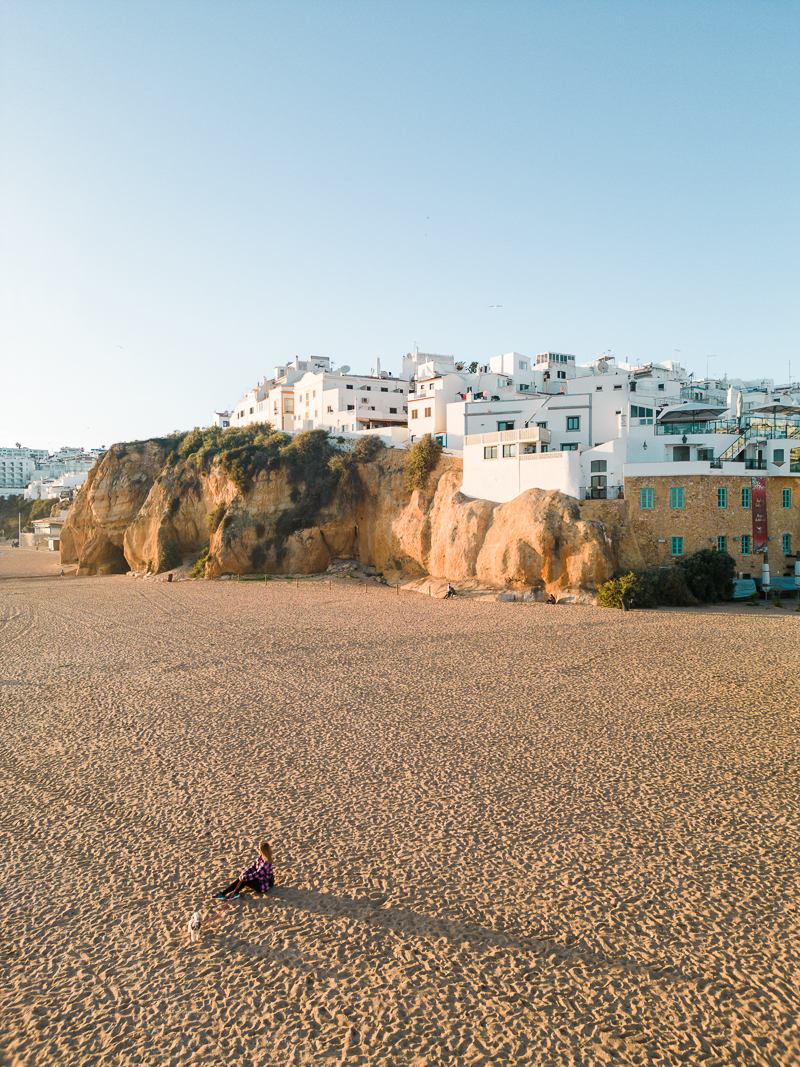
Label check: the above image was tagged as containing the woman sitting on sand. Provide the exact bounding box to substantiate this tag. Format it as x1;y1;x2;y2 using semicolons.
215;841;274;900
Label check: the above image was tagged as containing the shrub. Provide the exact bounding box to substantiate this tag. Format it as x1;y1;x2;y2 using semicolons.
158;540;182;572
208;502;227;534
677;548;735;602
598;568;695;609
405;434;443;492
351;435;383;463
191;547;210;578
597;572;640;609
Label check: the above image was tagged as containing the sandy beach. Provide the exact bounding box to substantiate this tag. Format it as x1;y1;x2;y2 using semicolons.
1;546;798;1067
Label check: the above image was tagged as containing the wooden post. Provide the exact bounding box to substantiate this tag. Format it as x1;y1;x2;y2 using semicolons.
264;575;267;585
396;584;399;595
296;577;299;589
364;582;367;594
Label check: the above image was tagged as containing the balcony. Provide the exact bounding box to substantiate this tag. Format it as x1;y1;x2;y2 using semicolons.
465;426;551;447
655;419;740;435
744;460;768;470
579;485;624;500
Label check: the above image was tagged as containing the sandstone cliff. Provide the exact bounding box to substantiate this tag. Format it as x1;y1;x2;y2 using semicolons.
61;435;643;598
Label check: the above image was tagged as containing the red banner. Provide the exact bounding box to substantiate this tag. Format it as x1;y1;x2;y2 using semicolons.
751;476;768;554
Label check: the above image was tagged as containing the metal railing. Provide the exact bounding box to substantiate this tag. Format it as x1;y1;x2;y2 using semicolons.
465;426;551;447
655;419;740;435
579;485;623;500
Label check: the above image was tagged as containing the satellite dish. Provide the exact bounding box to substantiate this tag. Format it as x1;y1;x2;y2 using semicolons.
340;365;351;374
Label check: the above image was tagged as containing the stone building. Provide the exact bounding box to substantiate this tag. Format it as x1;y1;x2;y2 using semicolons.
624;472;798;576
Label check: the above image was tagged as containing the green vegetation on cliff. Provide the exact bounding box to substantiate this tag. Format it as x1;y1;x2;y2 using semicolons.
0;495;61;539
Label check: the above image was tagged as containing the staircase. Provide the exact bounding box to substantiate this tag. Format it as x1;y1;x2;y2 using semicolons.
716;432;746;465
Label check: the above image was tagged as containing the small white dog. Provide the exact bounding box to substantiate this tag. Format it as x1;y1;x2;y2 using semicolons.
187;910;202;943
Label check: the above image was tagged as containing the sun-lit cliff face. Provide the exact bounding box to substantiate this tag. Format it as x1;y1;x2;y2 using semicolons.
61;435;643;598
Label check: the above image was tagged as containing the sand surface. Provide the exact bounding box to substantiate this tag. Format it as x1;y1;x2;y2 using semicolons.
1;547;798;1066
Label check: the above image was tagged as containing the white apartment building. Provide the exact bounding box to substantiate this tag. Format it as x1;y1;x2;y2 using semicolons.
459;357;800;504
223;356;409;439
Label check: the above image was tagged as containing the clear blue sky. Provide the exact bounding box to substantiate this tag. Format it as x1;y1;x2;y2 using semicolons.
2;0;798;451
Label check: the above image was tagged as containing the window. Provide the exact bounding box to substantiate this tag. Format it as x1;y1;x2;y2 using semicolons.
630;405;653;424
640;488;654;509
249;407;254;415
630;382;637;392
381;387;388;392
590;460;607;473
312;390;316;398
424;407;432;418
411;409;418;419
484;445;498;459
782;489;791;508
782;534;791;553
566;416;580;431
502;444;516;458
671;537;684;556
698;448;714;461
541;445;548;453
557;370;567;379
774;449;785;462
327;405;333;413
284;398;294;413
670;487;684;509
596;386;603;391
742;487;750;508
562;443;579;451
346;384;353;390
274;402;278;414
741;534;750;554
613;384;622;390
658;383;665;391
347;404;354;411
536;421;547;429
717;488;727;508
390;407;397;414
497;421;515;431
717;536;727;552
519;360;527;370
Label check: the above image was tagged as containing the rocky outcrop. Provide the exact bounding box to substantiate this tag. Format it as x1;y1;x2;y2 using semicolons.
60;442;168;575
62;441;643;597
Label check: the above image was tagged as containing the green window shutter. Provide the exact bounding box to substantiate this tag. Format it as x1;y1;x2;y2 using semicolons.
717;487;726;508
640;488;654;509
671;537;683;555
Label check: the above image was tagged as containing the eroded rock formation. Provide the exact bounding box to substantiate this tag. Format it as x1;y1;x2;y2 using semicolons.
61;441;643;598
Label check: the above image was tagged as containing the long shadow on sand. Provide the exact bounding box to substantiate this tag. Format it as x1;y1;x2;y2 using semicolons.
220;884;676;983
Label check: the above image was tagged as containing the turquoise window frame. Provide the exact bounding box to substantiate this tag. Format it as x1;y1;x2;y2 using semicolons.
717;487;727;508
669;487;684;509
782;489;791;508
741;487;750;508
717;536;726;552
783;534;791;553
671;536;684;556
640;488;654;509
741;535;750;555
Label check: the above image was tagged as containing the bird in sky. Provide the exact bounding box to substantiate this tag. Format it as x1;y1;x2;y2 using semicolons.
487;304;503;309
